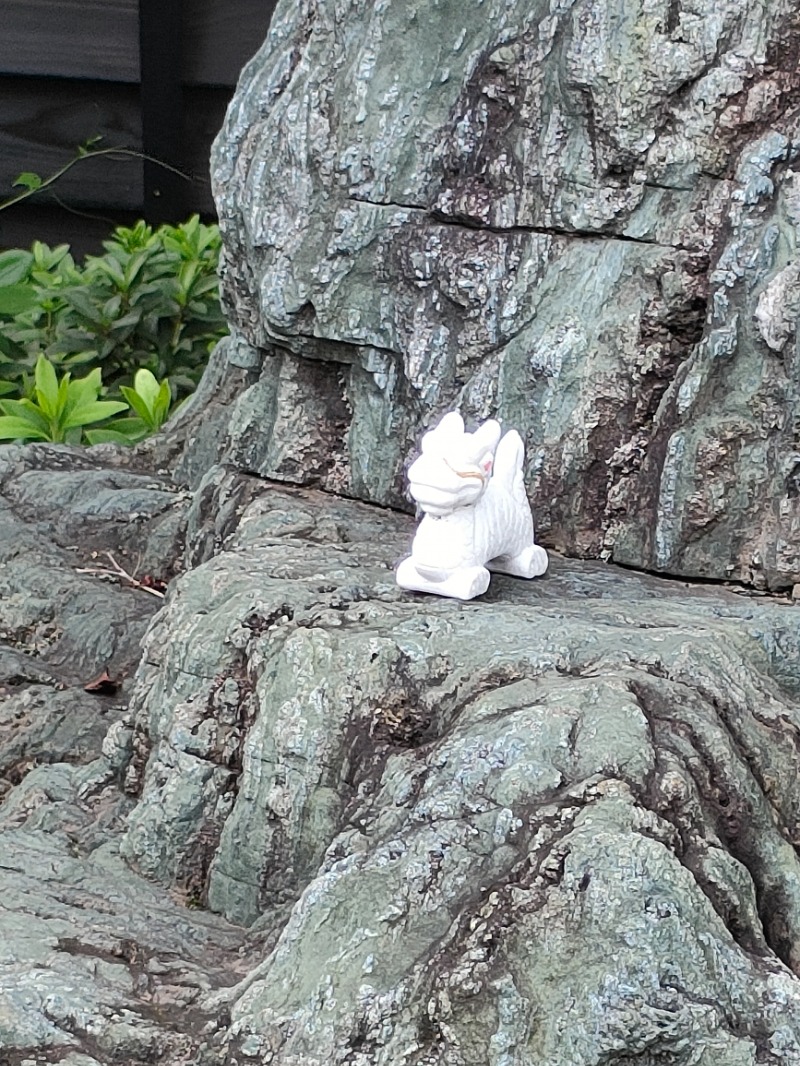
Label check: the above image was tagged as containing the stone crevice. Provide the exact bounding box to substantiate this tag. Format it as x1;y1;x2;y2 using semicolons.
345;193;681;250
634;680;800;971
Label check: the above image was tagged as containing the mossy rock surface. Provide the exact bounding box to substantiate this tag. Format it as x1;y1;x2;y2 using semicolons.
4;443;800;1064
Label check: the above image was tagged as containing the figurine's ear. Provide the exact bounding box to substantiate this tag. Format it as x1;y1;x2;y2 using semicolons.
422;411;464;453
437;411;465;437
472;419;501;455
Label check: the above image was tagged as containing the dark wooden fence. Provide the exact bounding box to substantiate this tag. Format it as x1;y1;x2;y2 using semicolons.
0;0;277;253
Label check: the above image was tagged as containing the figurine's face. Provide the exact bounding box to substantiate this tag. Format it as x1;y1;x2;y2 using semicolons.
406;411;500;516
407;450;489;516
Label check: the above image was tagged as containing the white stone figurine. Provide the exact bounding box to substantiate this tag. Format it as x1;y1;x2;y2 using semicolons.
396;411;548;600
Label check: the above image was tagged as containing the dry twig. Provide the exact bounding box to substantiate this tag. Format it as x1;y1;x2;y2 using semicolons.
75;551;166;598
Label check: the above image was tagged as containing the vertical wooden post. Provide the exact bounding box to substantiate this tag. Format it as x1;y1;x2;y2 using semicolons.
139;0;184;223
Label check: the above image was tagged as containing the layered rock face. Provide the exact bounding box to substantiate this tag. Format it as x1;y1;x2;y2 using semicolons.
0;446;245;1063
122;476;800;1065
209;0;800;588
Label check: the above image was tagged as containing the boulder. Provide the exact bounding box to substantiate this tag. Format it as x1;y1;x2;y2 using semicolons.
5;0;800;1061
2;448;800;1063
117;477;800;1064
208;0;800;589
0;446;246;1064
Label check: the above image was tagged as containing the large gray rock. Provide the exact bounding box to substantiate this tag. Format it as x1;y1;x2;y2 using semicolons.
0;815;244;1062
0;444;181;680
208;0;800;589
3;445;800;1064
0;447;249;1063
6;0;800;1061
119;476;800;1064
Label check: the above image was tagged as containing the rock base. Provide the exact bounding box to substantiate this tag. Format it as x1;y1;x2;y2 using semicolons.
3;446;800;1063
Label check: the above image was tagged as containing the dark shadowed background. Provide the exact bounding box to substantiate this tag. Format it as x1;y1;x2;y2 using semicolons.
0;0;278;254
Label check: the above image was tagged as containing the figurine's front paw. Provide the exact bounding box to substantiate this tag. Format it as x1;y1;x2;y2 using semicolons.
525;544;549;577
449;566;491;600
396;557;425;592
397;559;490;600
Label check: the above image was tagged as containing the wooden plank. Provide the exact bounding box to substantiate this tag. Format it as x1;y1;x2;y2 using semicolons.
182;87;231;215
0;0;139;83
0;203;142;257
182;0;277;86
140;0;186;222
0;78;143;212
0;79;230;228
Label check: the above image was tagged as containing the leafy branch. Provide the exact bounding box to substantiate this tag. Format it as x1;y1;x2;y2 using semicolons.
1;137;192;214
0;216;227;405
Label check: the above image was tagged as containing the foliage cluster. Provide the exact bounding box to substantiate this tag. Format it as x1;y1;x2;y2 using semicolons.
0;360;173;445
0;215;227;444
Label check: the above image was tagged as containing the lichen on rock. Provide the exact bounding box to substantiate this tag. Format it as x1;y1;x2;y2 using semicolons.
118;480;800;1064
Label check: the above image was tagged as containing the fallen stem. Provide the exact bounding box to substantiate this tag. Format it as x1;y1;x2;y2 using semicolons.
75;550;165;598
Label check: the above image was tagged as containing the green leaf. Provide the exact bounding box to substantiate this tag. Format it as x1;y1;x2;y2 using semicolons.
190;274;222;298
0;335;29;361
77;134;103;157
0;380;16;398
59;347;99;366
153;379;171;424
56;372;70;416
34;356;60;417
103;294;122;319
0;250;33;287
13;172;43;192
182;215;200;239
0;398;50;433
0;285;38;316
84;427;136;445
108;311;144;331
0;416;50;441
87;256;126;288
63;368;103;415
133;367;160;408
62;400;128;429
119;385;153;425
123;249;155;288
63;287;108;324
91;416;148;440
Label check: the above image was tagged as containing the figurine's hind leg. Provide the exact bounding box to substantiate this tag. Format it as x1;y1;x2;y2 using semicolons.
489;544;548;579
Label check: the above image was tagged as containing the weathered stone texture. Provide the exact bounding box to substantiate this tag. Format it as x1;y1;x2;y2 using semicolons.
120;478;800;1065
3;448;800;1063
0;447;247;1064
208;0;800;588
7;1;800;1063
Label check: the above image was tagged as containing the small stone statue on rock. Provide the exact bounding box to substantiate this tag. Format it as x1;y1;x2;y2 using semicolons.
396;411;548;600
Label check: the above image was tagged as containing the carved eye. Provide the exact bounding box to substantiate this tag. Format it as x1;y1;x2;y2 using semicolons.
482;458;493;474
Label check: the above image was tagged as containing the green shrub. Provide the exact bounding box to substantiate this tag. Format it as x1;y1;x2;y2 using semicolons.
0;357;175;446
91;368;174;445
0;355;127;443
0;215;227;402
0;249;38;316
